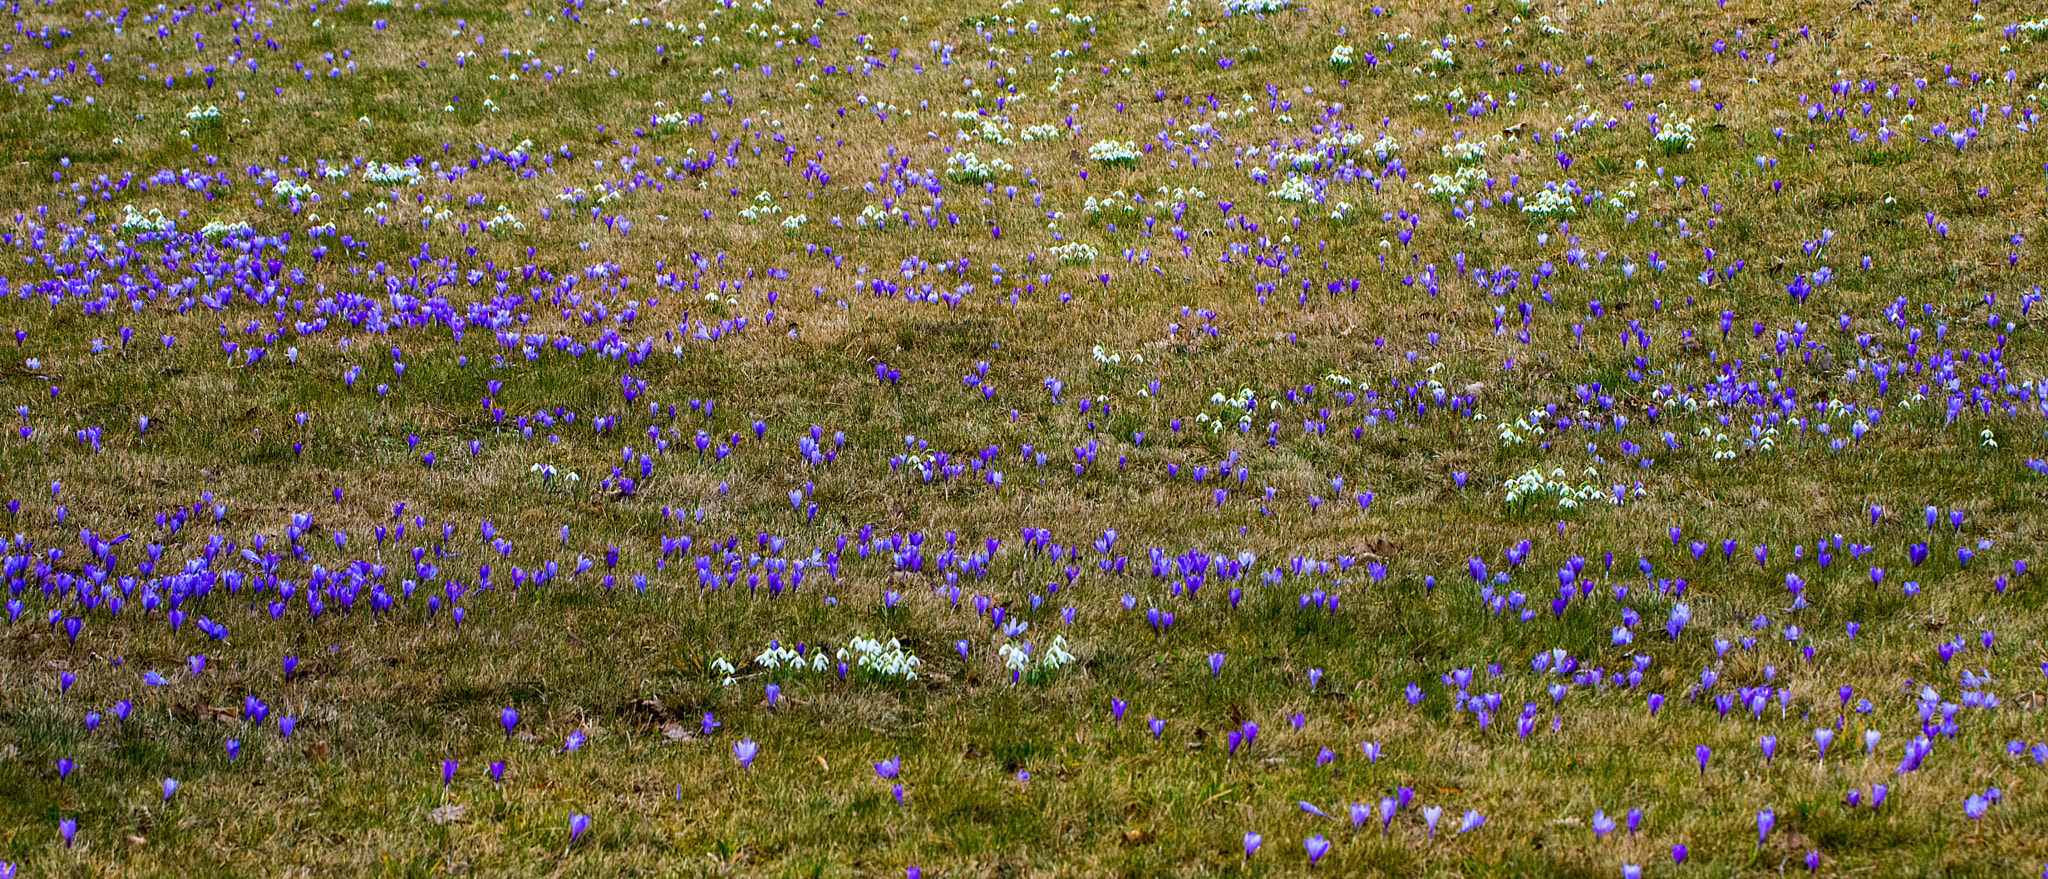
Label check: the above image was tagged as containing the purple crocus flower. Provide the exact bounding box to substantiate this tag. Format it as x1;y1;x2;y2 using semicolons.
489;761;506;783
1457;810;1486;833
1360;741;1381;763
569;813;591;844
1695;745;1710;775
1148;717;1164;741
1378;797;1397;834
1591;810;1615;838
59;819;76;848
501;708;519;741
442;760;456;788
1756;809;1775;847
1244;832;1261;858
1208;652;1225;677
874;756;901;779
1298;801;1332;819
1964;793;1989;819
1672;843;1688;864
734;738;758;770
1303;834;1331;867
1421;805;1442;840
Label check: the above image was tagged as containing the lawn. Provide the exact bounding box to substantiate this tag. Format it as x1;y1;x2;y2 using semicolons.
1;0;2046;875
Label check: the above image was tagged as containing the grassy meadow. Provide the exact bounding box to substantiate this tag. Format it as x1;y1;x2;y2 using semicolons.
1;0;2047;874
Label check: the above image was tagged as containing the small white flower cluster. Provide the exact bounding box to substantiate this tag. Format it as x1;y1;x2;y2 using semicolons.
1441;138;1488;162
529;462;580;489
484;207;525;232
999;635;1075;675
957;116;1014;145
1371;134;1401;159
1151;185;1207;213
1082;193;1140;217
738;190;784;221
118;205;174;234
1277;149;1323;170
1328;200;1355;220
840;636;925;680
1655;117;1698;152
1042;636;1076;669
1268;174;1315;202
1548;105;1607;142
184;104;223;122
756;641;831;672
1050;240;1099;263
1318;131;1369;152
855;203;899;229
198;219;254;240
2013;18;2047;40
319;164;350;180
654;110;693;126
1496;409;1549;445
1521;185;1576;216
1501;466;1614;509
1018;123;1064;141
1198;386;1259;432
1219;0;1289;14
1424;165;1487;199
271;179;317;200
1329;44;1355;67
1092;343;1142;365
946;151;1014;182
711;656;739;686
1752;424;1780;453
1428;46;1456;68
361;162;422;185
1087;139;1141;165
1705;427;1738;460
1605;184;1638;209
780;213;808;232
